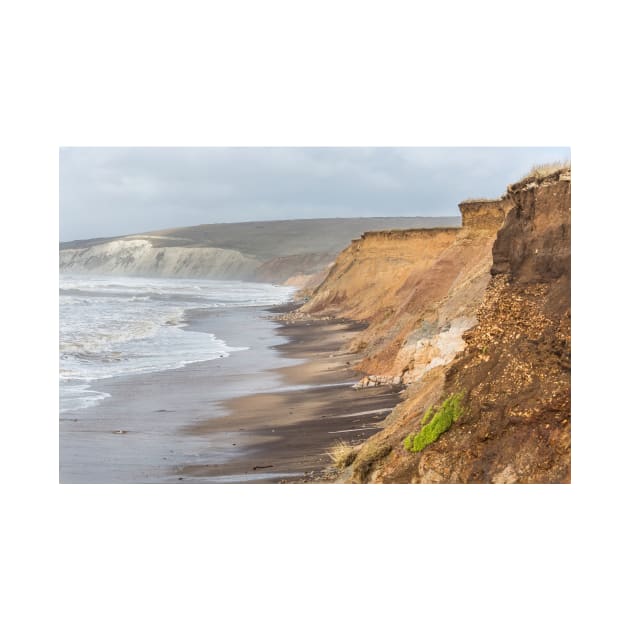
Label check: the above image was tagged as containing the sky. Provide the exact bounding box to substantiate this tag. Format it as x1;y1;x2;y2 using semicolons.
59;147;570;242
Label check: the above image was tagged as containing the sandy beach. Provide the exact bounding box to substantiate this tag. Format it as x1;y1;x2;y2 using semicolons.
60;302;402;483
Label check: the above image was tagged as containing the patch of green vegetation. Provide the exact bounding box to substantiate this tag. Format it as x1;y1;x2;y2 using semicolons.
403;393;465;453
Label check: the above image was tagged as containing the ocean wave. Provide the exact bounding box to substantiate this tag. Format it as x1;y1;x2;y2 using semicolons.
59;274;292;411
59;382;112;413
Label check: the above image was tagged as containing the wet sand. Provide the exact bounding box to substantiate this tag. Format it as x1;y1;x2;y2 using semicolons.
60;304;402;483
181;308;402;483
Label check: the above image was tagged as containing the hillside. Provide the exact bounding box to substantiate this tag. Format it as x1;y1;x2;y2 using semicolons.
295;166;571;483
59;217;459;285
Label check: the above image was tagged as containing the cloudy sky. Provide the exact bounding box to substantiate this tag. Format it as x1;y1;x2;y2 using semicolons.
59;147;570;242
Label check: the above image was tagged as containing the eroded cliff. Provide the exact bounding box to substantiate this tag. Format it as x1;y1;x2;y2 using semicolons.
60;217;459;285
337;167;570;484
299;198;511;387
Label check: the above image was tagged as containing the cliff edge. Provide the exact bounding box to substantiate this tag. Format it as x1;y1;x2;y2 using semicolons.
336;166;570;483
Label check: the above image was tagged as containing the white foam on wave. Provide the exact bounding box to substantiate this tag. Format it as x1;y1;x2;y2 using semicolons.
60;383;112;414
60;274;294;412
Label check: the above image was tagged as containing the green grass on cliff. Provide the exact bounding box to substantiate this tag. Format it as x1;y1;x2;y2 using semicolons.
403;393;465;453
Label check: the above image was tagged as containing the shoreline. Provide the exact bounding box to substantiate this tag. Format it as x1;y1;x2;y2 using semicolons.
180;306;403;483
60;300;401;483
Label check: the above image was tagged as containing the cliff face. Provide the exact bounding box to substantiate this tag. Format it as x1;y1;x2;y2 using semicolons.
341;168;570;484
60;217;459;286
302;228;460;318
59;239;260;280
299;199;511;387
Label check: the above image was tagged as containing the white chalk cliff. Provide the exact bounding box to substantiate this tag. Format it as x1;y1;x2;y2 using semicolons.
60;217;461;285
60;238;260;280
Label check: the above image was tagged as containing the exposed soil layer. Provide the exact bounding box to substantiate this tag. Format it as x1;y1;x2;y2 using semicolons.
340;168;571;483
298;199;511;389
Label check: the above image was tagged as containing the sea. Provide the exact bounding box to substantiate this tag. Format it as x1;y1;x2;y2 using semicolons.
59;274;295;414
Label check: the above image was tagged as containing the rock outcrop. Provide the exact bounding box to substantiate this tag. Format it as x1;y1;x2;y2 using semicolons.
338;167;571;484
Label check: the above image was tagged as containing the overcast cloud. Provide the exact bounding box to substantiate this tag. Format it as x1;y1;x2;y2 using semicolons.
59;147;570;242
